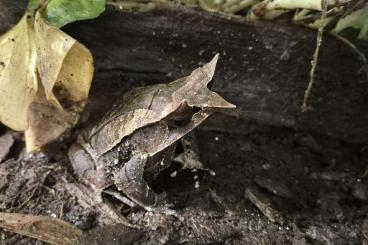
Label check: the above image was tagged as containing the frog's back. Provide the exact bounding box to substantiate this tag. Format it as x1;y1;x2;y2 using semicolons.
82;79;187;158
79;54;234;159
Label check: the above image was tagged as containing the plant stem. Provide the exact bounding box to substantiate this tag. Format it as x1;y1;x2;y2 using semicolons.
301;0;327;112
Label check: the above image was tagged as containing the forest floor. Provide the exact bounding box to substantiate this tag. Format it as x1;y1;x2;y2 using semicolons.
1;1;368;244
0;121;367;244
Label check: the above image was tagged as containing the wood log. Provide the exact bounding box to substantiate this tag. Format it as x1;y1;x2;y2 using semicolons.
0;0;27;33
1;2;368;144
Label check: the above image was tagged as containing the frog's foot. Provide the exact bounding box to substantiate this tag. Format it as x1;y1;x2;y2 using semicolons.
172;149;215;175
62;178;135;228
69;143;95;176
172;137;215;189
103;189;137;208
113;154;171;212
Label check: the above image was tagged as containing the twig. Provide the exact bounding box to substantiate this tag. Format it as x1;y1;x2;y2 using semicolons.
301;0;328;112
0;212;82;245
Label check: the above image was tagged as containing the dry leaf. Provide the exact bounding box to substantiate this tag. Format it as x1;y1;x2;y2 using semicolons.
25;12;93;152
0;14;38;131
0;10;93;152
0;212;82;245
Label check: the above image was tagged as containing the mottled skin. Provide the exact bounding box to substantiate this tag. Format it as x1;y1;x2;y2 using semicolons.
68;55;235;211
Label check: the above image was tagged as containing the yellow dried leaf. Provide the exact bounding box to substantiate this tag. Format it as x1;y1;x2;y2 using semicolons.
0;11;93;152
34;12;92;107
25;12;93;152
0;14;38;131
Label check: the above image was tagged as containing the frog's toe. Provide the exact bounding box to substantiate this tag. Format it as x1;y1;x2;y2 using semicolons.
176;137;216;176
173;150;216;176
115;180;168;211
103;189;137;208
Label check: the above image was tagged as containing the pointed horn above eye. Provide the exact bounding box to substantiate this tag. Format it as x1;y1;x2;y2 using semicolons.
202;54;219;84
208;92;236;109
185;54;219;86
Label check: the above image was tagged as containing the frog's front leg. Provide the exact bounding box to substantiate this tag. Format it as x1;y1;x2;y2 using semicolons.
113;154;167;211
68;144;133;227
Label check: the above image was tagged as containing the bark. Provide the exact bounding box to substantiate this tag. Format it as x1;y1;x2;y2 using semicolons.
0;0;27;33
1;2;368;144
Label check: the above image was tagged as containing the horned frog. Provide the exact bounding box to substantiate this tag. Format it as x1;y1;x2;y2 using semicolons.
68;55;235;212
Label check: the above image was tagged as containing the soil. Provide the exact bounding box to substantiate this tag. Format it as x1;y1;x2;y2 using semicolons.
0;121;367;244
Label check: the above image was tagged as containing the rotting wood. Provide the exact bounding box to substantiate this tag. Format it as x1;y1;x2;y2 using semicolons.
1;2;368;144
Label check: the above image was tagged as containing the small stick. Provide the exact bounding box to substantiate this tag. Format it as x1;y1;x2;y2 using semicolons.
302;0;328;112
0;212;82;245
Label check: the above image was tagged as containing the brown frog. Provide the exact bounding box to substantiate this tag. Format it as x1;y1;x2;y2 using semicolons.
68;55;235;212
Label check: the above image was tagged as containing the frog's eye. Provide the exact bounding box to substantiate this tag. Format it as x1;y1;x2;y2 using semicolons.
168;117;192;128
166;105;200;129
207;79;214;90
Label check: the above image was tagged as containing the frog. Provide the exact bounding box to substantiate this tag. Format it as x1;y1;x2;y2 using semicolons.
68;54;235;214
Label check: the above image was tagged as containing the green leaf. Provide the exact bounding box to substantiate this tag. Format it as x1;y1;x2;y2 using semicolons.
27;0;48;13
44;0;106;28
28;0;41;10
333;7;368;40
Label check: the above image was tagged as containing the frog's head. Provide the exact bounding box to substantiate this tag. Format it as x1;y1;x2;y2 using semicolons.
174;54;236;111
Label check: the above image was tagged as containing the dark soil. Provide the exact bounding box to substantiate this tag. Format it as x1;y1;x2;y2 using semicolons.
0;121;367;244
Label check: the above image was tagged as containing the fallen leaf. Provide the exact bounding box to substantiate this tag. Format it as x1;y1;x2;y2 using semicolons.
0;14;38;131
0;9;93;152
25;12;93;152
0;212;82;245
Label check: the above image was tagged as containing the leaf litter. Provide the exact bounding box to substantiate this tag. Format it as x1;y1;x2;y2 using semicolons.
0;4;94;152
